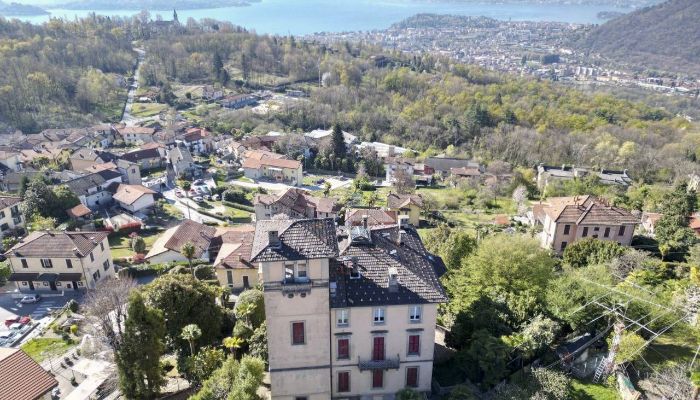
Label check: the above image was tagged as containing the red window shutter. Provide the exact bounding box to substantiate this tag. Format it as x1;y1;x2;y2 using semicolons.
338;338;349;359
338;371;350;392
406;367;418;387
408;335;420;354
373;337;385;361
372;370;383;388
292;322;304;344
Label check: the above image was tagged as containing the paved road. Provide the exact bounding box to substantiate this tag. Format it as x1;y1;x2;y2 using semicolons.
122;47;147;125
228;175;352;194
0;292;81;346
162;187;220;224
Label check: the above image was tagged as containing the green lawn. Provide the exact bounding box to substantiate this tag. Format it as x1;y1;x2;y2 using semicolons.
21;338;76;362
571;380;620;400
108;231;161;260
131;103;168;118
643;323;699;368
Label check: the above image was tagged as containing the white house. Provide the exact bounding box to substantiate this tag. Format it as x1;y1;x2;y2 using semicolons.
111;184;156;213
65;170;123;209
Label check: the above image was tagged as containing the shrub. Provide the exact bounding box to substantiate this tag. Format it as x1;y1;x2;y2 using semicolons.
563;238;625;268
70;324;78;335
67;299;79;313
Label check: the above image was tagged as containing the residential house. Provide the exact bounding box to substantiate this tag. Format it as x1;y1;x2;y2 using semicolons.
242;151;303;185
254;188;340;221
241;135;279;152
355;142;412;159
167;144;199;179
533;196;639;254
536;164;633;190
345;208;398;228
120;144;165;171
115;159;142;185
211;226;258;292
0;196;24;239
116;126;157;145
66;203;93;223
5;231;114;291
450;166;483;182
252;218;446;398
202;85;224;101
0;347;58;400
69;148;113;171
0;149;23;172
65;170;123;209
304;129;358;149
385;158;433;186
110;184;156;213
641;211;700;237
145;219;217;264
181;128;213;154
221;94;258;109
425;157;483;179
0;169;47;193
386;193;423;226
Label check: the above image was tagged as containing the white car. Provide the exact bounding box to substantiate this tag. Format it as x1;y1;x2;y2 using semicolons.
8;323;23;330
193;196;204;203
0;331;14;341
19;294;41;304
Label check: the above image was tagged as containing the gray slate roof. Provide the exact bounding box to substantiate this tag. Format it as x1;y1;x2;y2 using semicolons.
330;226;447;308
251;218;339;262
65;170;122;196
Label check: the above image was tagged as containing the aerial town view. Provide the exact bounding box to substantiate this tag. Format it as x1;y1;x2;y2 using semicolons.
0;0;699;399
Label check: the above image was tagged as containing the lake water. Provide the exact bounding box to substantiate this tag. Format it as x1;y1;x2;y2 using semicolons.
18;0;625;34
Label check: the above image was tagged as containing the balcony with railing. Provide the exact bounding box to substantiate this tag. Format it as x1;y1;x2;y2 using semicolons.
357;354;400;371
263;278;328;295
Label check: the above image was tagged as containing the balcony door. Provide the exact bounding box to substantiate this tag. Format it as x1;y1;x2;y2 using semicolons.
372;336;385;361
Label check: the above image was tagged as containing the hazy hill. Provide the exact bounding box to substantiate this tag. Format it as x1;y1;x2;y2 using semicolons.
0;1;48;15
578;0;700;75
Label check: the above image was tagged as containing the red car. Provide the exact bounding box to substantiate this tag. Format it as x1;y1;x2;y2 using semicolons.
4;316;30;328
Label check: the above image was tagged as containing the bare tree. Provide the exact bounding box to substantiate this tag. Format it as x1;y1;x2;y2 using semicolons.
393;168;415;195
84;276;138;353
641;363;694;399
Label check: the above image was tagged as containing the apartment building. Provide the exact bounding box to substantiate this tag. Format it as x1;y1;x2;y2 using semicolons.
533;195;639;254
5;231;114;291
0;196;24;238
252;217;447;399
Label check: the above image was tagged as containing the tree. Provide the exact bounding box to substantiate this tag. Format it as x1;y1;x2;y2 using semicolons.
655;182;698;258
181;241;197;278
248;322;268;363
116;292;165;400
613;331;646;365
446;295;512;350
20;177;53;221
130;235;146;254
645;363;694;399
50;185;80;220
506;315;559;359
393;168;415;194
493;368;571;400
183;346;226;387
181;324;202;356
190;356;265;400
233;289;266;330
331;123;346;160
396;388;422;400
448;385;477;400
445;234;555;327
84;277;137;352
456;329;510;389
363;191;379;207
563;238;625;269
323;181;332;197
28;215;56;232
223;336;244;358
0;262;10;286
512;185;528;214
142;274;223;354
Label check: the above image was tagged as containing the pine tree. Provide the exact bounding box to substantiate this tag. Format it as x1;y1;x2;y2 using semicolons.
331;123;346;159
116;292;166;400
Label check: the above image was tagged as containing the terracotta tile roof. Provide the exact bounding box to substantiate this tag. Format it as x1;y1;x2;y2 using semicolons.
83;161;118;173
0;348;57;400
251;218;338;262
451;167;482;177
254;188;338;218
66;203;92;218
112;184;156;206
331;226;447;307
163;219;217;258
242;155;301;170
117;126;156;136
0;195;21;209
5;231;108;258
387;193;423;209
538;196;638;225
346;208;398;227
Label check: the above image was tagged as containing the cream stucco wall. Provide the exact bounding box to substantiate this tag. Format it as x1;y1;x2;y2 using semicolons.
389;205;421;226
215;268;259;290
330;304;437;396
119;194;155;213
9;236;114;291
542;213;636;254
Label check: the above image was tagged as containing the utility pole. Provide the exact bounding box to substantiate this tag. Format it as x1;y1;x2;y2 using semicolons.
593;320;624;383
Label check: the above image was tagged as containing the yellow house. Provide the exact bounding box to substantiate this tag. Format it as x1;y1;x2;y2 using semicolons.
252;218;447;399
386;193;423;226
212;226;258;292
5;231;114;292
242;151;303;186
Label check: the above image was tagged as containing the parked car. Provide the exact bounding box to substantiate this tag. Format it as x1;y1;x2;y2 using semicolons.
4;316;30;328
204;195;212;201
0;331;14;341
193;196;204;203
193;179;205;185
19;294;41;304
212;194;220;201
8;323;23;330
175;190;184;198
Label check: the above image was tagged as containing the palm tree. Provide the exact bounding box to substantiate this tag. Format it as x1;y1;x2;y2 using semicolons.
181;241;196;278
181;324;202;356
223;336;244;359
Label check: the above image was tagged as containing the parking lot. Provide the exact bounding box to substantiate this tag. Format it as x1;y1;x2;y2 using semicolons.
0;292;82;346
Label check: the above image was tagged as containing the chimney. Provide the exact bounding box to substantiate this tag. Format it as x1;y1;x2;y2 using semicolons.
268;230;280;247
388;267;399;292
350;256;360;278
362;215;369;230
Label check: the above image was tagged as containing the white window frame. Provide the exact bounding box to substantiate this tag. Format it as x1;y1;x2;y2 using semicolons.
409;305;422;323
336;309;349;327
373;307;385;325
